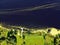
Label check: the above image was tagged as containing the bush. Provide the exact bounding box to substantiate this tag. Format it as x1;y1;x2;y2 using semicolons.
7;35;17;45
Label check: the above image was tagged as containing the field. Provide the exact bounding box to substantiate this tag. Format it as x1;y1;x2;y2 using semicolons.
0;25;60;45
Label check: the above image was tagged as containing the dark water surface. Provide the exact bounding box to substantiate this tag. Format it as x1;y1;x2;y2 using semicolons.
0;9;60;28
0;0;60;28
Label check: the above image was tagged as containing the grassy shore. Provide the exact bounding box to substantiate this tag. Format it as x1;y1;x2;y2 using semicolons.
0;25;60;45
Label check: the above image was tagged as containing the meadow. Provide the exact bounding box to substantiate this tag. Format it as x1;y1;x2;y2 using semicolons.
0;25;60;45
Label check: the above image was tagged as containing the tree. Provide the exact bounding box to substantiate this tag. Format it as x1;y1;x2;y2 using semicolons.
7;30;17;45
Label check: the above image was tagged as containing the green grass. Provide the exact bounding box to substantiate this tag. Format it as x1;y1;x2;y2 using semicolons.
16;35;23;45
0;30;45;45
15;33;45;45
25;34;44;45
44;35;54;45
0;30;54;45
0;26;60;45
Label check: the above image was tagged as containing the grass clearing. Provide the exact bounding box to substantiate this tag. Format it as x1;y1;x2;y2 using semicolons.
25;34;44;45
0;25;60;45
